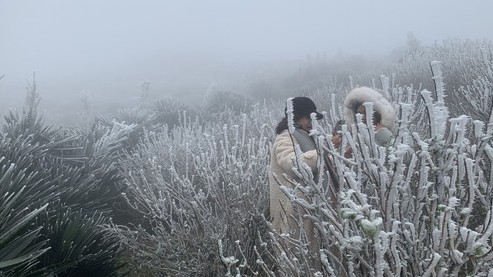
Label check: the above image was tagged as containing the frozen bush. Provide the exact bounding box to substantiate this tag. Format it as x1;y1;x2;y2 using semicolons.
102;40;493;276
204;90;254;115
265;61;493;276
108;109;273;276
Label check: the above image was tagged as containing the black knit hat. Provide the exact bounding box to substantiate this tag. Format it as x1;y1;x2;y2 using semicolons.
286;97;323;120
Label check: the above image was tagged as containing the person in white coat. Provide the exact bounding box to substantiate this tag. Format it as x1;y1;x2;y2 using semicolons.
269;96;323;253
344;87;396;147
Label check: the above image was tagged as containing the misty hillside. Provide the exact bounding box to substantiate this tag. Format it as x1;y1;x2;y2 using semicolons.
1;38;493;276
2;0;493;276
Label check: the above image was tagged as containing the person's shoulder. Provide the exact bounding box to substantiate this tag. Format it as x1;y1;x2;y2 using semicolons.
276;130;290;137
276;130;290;139
274;130;292;144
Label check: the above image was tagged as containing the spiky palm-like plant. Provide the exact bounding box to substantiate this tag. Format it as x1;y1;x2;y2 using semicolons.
0;82;128;276
0;152;50;276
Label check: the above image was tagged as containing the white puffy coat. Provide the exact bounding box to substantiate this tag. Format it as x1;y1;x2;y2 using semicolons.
344;86;396;132
268;130;318;238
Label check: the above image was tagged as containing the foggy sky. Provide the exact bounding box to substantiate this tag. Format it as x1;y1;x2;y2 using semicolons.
1;0;493;109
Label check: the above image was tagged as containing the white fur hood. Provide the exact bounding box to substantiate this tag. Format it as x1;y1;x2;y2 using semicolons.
343;87;396;132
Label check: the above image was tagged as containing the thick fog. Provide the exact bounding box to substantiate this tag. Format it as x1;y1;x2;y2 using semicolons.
1;0;493;119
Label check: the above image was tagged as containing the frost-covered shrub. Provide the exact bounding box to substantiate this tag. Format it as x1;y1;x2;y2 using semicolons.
204;90;254;115
376;40;493;120
108;109;273;276
107;57;493;276
449;43;493;121
151;97;196;129
264;61;493;276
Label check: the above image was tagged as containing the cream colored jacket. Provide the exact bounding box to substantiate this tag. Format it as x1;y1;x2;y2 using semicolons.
268;130;318;235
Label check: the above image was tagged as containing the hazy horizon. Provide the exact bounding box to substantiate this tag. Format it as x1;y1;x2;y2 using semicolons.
1;0;493;114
